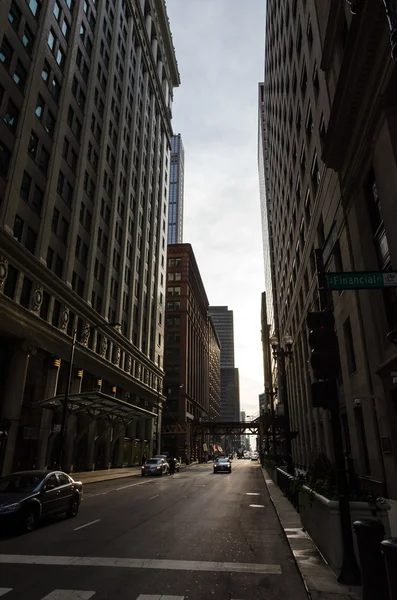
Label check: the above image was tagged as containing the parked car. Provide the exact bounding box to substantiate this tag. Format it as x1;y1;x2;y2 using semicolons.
213;457;232;474
0;470;83;533
141;458;169;476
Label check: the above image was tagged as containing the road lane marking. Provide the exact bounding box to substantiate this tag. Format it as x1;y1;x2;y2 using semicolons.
249;504;265;508
0;590;12;597
42;592;95;599
73;519;101;531
137;596;184;600
246;493;260;496
148;494;159;500
0;554;282;575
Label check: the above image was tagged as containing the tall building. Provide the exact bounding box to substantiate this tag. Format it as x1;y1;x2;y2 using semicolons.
208;316;221;421
208;306;240;425
0;0;179;474
162;243;211;460
261;0;397;504
167;133;184;244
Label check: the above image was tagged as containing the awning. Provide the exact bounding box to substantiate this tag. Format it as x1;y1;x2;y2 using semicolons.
38;391;157;426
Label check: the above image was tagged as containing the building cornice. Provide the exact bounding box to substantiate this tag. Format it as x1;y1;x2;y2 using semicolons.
155;0;181;87
0;229;163;381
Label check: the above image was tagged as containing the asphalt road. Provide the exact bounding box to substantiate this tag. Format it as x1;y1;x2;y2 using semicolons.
0;460;308;600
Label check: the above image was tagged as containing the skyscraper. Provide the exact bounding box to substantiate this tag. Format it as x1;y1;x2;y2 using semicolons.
0;0;179;474
208;306;240;423
261;0;397;499
168;133;184;244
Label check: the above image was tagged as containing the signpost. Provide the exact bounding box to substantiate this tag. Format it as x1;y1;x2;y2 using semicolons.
326;271;397;290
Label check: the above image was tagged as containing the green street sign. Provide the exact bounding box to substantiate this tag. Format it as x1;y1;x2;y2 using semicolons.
326;271;397;290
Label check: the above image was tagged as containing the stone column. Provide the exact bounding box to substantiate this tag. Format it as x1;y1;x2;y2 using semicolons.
36;358;61;469
1;342;33;476
146;418;154;458
85;420;97;471
113;423;125;467
104;427;112;469
139;419;146;461
64;370;83;472
127;421;137;465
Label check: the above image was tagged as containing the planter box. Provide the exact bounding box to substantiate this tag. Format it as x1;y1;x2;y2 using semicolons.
299;485;391;574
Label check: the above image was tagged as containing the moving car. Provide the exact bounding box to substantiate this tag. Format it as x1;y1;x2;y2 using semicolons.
154;455;181;472
213;457;232;474
141;458;169;476
0;470;83;533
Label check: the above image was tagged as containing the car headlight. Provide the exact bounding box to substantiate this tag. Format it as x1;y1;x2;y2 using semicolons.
156;466;161;469
0;503;21;514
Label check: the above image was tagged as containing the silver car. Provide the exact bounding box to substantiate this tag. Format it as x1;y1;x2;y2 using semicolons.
141;458;169;476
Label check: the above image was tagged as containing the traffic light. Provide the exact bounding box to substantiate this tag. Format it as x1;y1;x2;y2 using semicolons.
307;311;339;380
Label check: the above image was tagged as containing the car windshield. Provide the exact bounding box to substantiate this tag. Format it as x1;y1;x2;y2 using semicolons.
217;458;229;463
0;472;46;493
146;459;161;465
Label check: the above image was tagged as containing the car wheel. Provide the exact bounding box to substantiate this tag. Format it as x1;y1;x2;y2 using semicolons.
66;495;80;518
141;472;145;477
22;507;39;533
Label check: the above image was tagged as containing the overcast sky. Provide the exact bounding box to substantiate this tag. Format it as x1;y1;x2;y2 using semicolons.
165;0;267;418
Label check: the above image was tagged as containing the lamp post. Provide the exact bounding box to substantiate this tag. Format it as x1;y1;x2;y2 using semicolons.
58;321;121;470
269;332;294;475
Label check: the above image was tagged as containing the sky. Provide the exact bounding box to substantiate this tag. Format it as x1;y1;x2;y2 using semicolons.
165;0;267;418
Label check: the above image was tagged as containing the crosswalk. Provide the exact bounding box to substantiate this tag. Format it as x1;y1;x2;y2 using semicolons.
0;591;246;600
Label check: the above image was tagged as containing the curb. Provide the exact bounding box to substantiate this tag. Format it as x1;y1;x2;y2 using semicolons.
259;466;312;599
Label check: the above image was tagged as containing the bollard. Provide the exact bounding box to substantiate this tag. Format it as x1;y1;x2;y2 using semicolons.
353;520;390;600
381;538;397;600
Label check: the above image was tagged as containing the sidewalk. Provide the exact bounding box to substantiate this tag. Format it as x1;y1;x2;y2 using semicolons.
72;461;200;485
261;468;361;600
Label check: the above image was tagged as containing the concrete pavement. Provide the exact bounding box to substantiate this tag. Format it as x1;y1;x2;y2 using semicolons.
72;462;200;485
261;469;361;600
0;461;309;599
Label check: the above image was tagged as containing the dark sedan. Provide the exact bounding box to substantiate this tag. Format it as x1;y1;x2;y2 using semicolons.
0;470;83;533
213;458;232;473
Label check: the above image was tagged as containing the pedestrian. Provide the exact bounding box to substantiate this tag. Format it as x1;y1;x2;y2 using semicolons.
141;453;147;466
169;457;175;475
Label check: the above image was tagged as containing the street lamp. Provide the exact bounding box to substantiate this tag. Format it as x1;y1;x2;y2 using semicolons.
269;332;294;475
58;321;121;470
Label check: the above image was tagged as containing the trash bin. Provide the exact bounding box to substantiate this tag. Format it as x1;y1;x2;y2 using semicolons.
381;538;397;600
353;520;389;600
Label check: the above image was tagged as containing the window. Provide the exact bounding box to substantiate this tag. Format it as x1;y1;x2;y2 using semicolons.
0;37;13;70
51;207;59;233
35;95;44;120
8;3;22;30
61;19;70;40
20;171;32;201
22;24;35;54
47;30;56;51
54;255;63;277
13;214;24;242
57;170;65;194
45;110;56;136
28;132;39;158
51;76;61;102
0;141;12;177
53;0;61;20
56;48;66;71
343;318;356;375
25;227;37;254
46;246;54;269
39;146;50;174
28;0;41;17
13;59;27;91
60;218;69;243
32;185;43;215
3;99;19;132
41;60;50;82
62;137;69;160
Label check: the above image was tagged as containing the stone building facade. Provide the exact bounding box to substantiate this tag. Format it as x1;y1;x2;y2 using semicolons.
0;0;179;473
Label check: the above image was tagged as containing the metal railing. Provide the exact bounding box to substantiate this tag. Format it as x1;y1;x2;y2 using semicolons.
276;467;300;513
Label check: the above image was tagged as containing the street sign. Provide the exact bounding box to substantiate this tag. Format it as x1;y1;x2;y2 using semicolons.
326;271;397;290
